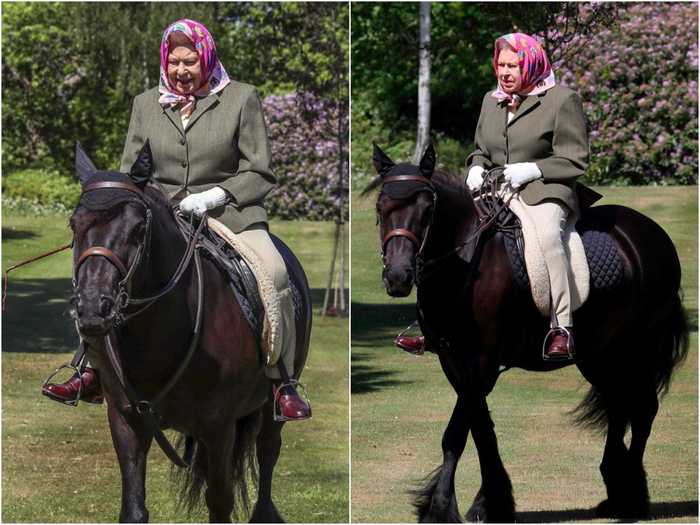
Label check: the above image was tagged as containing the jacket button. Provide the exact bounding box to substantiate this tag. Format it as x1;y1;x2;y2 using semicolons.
181;161;187;168
180;138;186;145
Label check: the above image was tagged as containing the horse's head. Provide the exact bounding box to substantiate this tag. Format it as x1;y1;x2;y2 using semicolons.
373;143;436;297
70;142;154;337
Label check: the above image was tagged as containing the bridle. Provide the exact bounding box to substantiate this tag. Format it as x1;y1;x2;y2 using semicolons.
72;179;207;468
379;174;437;268
73;180;205;326
379;168;513;284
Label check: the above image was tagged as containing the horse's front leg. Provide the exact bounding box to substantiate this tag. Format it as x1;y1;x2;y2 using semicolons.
412;395;469;523
107;403;153;523
465;394;515;522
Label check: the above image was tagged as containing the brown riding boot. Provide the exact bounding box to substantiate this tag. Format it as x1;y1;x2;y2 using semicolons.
544;327;575;361
274;383;312;421
394;335;425;355
42;367;104;405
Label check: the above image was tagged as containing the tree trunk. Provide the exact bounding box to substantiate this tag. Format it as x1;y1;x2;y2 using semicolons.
414;2;432;163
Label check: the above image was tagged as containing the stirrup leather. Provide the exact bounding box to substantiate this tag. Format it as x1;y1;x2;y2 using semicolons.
42;363;84;407
273;379;311;422
542;326;575;361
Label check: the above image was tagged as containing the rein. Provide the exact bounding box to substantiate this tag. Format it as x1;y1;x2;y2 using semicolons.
9;179;209;468
378;168;513;285
75;181;207;468
417;168;514;284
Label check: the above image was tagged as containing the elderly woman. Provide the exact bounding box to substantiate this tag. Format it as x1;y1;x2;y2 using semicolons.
43;19;311;420
397;32;597;359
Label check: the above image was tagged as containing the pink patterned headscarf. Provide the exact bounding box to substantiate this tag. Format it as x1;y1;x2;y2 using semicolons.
491;33;556;106
158;19;231;117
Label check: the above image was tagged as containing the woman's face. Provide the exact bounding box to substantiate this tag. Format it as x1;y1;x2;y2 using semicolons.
497;48;522;94
167;34;202;95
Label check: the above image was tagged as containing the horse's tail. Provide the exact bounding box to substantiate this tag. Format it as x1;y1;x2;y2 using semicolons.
172;413;260;519
572;291;690;431
654;291;690;397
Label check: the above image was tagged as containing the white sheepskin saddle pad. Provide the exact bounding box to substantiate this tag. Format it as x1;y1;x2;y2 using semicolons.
206;218;281;365
507;196;590;317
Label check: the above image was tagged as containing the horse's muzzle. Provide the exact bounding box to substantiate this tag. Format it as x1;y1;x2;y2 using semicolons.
72;292;117;337
383;265;415;297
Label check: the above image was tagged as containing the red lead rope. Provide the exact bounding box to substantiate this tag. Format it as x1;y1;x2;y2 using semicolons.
2;242;73;311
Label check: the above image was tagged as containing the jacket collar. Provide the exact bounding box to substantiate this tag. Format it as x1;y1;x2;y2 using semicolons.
508;94;542;127
161;91;221;135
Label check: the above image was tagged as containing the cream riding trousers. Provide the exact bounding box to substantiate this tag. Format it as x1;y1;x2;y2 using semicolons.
497;182;579;328
516;198;577;327
236;223;296;380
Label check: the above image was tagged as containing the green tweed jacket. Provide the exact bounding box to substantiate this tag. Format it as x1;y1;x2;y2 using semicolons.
466;84;601;212
120;81;276;233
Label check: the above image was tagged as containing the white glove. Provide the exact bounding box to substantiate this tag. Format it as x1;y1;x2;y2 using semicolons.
504;162;542;189
179;186;229;217
465;165;486;191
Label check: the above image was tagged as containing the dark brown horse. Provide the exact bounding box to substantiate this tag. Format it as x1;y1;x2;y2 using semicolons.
70;142;312;522
371;143;689;522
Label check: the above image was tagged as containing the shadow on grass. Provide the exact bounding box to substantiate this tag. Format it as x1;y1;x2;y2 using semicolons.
516;499;698;523
2;278;77;354
351;301;417;347
685;307;698;333
351;350;411;394
2;283;348;356
1;227;38;241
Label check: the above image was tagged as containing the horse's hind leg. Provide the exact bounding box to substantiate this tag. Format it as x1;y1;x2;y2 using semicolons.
465;394;515;523
594;383;657;519
625;387;658;518
250;402;285;523
595;402;629;518
412;395;468;523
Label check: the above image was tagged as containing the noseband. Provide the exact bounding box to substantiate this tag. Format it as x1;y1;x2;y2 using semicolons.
380;174;437;262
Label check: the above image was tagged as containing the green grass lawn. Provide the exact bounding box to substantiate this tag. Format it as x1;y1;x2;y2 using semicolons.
2;211;349;523
351;186;698;523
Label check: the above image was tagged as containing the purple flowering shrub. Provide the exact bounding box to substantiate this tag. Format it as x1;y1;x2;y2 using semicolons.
557;3;698;185
263;93;348;220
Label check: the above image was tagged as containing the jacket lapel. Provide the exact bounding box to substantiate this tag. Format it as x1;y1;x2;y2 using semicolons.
185;93;220;131
162;105;185;136
508;95;542;127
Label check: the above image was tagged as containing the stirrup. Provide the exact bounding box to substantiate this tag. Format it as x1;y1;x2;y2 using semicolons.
41;363;84;407
273;379;311;422
541;326;575;361
396;321;419;340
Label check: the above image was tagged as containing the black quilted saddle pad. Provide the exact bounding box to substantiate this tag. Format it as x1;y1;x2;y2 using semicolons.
502;216;625;294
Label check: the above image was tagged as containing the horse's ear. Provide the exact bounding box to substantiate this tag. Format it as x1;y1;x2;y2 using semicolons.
373;143;395;177
75;142;97;186
129;140;153;187
419;143;436;178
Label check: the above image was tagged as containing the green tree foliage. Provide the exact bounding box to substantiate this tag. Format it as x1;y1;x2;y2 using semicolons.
351;2;619;145
2;2;347;186
3;3;225;172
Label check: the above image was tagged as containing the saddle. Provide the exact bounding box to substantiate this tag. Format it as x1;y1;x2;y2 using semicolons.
493;199;625;315
179;218;269;360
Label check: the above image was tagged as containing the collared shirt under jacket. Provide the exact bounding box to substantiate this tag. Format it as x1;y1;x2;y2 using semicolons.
467;84;600;212
120;81;276;233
